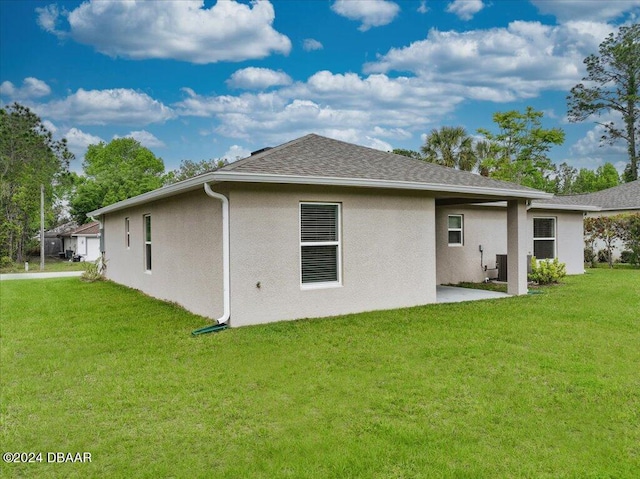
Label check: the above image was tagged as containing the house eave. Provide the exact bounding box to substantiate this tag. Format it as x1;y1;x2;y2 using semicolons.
529;202;601;212
213;172;552;199
88;171;552;216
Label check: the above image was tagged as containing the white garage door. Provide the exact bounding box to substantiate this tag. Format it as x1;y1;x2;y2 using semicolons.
85;237;101;262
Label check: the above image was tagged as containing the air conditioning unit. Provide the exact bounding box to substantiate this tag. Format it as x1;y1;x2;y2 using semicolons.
496;254;532;282
496;254;508;282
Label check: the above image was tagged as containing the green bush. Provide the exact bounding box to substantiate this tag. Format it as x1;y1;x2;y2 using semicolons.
1;256;13;268
597;249;610;264
81;258;105;282
583;246;596;267
528;257;566;285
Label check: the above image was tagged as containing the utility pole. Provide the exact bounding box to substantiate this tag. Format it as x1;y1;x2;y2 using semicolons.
40;183;45;271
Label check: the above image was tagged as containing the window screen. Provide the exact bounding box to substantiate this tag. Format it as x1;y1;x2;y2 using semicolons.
533;217;555;260
144;215;152;271
448;215;463;245
300;203;340;285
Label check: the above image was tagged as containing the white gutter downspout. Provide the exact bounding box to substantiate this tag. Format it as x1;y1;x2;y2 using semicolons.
204;183;230;325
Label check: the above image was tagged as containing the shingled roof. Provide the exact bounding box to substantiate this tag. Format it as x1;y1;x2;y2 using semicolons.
534;180;639;211
218;134;546;196
89;133;557;217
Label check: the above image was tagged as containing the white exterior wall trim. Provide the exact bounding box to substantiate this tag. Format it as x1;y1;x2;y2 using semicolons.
213;172;553;199
88;173;553;217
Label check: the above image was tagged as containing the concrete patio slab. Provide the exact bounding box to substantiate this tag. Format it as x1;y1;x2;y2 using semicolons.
436;285;510;303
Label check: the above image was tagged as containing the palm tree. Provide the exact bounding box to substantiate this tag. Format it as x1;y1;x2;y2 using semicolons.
421;126;477;171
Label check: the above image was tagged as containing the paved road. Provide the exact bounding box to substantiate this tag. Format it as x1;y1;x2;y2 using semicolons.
0;271;83;281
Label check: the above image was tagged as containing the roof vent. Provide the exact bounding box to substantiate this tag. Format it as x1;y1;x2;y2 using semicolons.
250;147;273;156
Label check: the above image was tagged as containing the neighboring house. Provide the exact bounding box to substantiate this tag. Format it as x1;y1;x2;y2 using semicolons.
42;221;77;257
544;180;640;260
89;134;595;327
61;221;101;261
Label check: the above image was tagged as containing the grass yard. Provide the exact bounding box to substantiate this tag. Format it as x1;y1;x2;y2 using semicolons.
1;270;639;478
0;257;86;274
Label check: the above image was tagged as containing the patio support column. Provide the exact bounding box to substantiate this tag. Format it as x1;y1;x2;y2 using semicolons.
507;199;528;296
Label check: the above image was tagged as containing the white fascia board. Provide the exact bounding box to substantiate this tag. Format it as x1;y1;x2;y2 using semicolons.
87;172;220;216
88;170;552;217
211;172;553;199
529;202;601;212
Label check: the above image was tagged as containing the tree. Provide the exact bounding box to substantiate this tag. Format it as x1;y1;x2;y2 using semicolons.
584;215;622;268
70;138;164;224
163;158;228;185
392;148;423;160
0;103;72;262
567;24;640;182
556;162;620;194
421;126;477;171
618;213;640;267
477;107;565;191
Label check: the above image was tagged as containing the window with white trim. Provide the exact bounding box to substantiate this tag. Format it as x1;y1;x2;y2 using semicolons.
144;215;152;271
300;202;341;287
448;215;463;246
533;217;555;260
125;217;130;249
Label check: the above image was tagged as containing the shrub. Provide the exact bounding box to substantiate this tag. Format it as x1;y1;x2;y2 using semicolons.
529;257;566;285
584;246;596;268
597;249;610;264
81;257;106;282
619;250;637;265
0;256;13;268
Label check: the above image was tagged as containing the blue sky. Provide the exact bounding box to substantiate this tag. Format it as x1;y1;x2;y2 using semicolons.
1;0;639;174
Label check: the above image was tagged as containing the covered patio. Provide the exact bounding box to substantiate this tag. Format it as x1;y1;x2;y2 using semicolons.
436;285;511;303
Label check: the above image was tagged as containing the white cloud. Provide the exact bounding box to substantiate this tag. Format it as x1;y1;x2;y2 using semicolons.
222;145;252;162
41;120;58;134
115;130;165;148
531;0;640;22
363;21;611;102
65;127;104;150
41;88;174;126
35;4;65;37
175;69;464;149
0;77;51;99
446;0;485;21
567;110;631;172
227;67;292;90
63;127;104;166
331;0;400;31
36;0;291;64
303;38;324;51
417;1;429;14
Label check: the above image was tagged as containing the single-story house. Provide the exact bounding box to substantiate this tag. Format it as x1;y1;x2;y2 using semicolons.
60;221;101;262
89;134;597;328
538;180;639;261
42;221;77;257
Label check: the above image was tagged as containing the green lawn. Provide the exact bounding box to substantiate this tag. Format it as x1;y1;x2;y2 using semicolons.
0;257;86;274
1;270;639;478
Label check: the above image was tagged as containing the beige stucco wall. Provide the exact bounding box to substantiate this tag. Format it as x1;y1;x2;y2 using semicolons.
227;184;436;327
102;189;224;319
534;209;584;275
436;205;585;284
436;206;506;284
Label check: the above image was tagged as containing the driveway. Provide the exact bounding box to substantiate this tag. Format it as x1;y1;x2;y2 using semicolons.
0;271;83;281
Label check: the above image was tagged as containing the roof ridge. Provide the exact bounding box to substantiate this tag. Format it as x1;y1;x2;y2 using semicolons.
220;134;317;171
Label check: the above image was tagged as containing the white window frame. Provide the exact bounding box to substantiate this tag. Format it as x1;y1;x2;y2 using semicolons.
299;202;342;289
125;217;130;249
144;214;152;273
447;214;464;247
533;217;556;260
